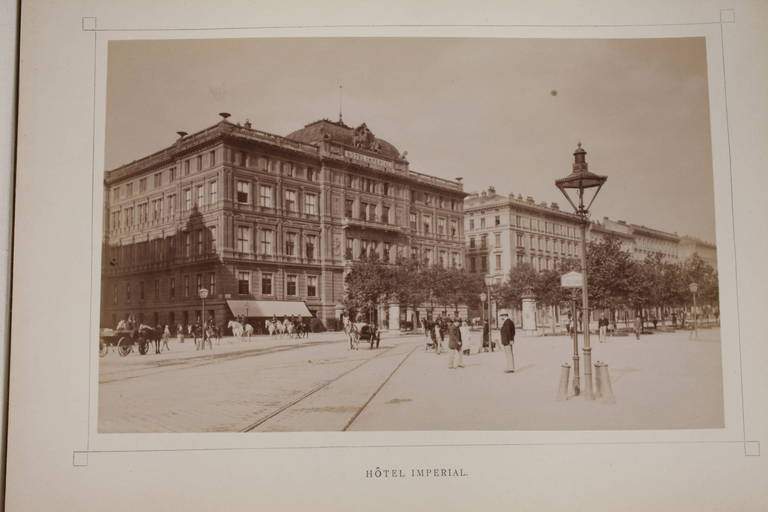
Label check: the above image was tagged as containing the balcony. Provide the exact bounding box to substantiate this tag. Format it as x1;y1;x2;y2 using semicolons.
341;216;403;234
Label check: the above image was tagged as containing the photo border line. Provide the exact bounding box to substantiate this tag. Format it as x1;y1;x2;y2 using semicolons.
79;13;755;459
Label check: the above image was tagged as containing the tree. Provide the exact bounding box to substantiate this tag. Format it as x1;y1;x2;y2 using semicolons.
343;254;394;322
500;263;538;308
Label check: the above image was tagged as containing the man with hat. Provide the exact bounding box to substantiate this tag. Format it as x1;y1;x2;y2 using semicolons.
500;312;516;373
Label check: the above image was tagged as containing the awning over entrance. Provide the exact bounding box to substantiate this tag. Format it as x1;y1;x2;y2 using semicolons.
226;300;312;318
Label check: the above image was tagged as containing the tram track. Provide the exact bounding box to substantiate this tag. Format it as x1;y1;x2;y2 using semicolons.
240;342;419;432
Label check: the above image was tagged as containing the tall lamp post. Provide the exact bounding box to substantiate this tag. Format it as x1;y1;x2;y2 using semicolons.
689;282;698;339
555;142;607;400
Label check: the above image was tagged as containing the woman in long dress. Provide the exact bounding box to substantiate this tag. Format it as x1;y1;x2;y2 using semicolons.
459;319;473;356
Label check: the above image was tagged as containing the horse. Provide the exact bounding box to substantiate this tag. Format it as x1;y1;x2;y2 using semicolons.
138;324;163;354
345;322;360;350
243;323;254;339
228;320;244;339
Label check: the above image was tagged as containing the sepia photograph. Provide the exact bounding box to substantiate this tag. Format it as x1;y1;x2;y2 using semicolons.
97;36;722;433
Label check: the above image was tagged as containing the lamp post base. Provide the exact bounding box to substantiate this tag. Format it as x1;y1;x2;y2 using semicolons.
583;346;594;400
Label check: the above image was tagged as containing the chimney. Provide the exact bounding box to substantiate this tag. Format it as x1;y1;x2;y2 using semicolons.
551;202;559;210
218;112;231;121
244;119;252;129
488;185;496;194
176;131;188;139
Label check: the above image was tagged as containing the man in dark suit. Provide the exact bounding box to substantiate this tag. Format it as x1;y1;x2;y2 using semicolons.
500;313;516;373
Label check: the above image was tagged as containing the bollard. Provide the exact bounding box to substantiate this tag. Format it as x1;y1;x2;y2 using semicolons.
557;363;571;401
593;361;603;400
596;362;615;404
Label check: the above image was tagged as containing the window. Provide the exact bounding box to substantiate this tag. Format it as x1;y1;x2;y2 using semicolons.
516;254;524;266
383;242;391;262
169;167;176;182
284;190;297;212
411;246;418;260
304;193;318;215
257;156;268;171
516;215;521;227
196;155;203;171
439;250;447;267
437;217;445;235
237;151;246;167
469;218;475;230
307;276;318;297
209;180;218;204
152;199;161;221
139;178;147;192
481;257;487;272
196;274;202;293
167;194;176;217
126;183;133;196
480;235;487;249
209;226;217;252
112;284;118;305
196;185;204;207
450;220;458;239
495;233;501;247
452;252;459;268
208;273;216;296
480;217;486;229
286;274;297;296
409;212;417;230
423;215;432;234
496;254;502;270
382;206;390;224
517;233;524;247
184;232;191;257
261;273;273;295
184;160;190;176
196;229;203;255
126;282;132;302
125;207;133;227
470;257;476;272
307;167;318;182
495;215;500;226
169;278;175;299
209;150;216;167
305;235;316;260
345;199;354;218
282;162;294;177
236;181;249;203
236;226;251;253
285;232;297;256
237;271;250;294
260;229;273;255
259;185;273;208
184;275;190;297
470;238;476;249
154;173;161;188
383;183;390;196
345;238;354;260
184;188;192;210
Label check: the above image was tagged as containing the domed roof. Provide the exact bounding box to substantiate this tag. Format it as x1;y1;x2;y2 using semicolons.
286;119;402;160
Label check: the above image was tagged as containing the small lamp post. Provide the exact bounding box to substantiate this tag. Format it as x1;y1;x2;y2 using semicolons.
479;291;488;351
199;287;209;328
555;142;607;400
689;282;699;339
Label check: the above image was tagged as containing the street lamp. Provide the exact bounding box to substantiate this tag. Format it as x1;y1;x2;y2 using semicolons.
689;282;699;339
555;142;607;400
199;286;209;329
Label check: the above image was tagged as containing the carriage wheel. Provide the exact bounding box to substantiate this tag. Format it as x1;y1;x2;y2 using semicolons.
117;337;132;357
99;340;108;357
138;340;149;355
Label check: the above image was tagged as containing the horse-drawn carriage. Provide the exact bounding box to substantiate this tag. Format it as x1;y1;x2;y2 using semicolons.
346;321;381;350
99;325;161;357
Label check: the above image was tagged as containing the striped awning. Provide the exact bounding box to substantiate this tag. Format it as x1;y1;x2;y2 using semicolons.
226;300;312;318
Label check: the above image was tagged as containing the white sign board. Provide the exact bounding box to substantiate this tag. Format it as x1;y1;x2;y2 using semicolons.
198;288;209;299
560;271;583;288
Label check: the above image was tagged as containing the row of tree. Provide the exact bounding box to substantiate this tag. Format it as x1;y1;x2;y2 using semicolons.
343;236;719;323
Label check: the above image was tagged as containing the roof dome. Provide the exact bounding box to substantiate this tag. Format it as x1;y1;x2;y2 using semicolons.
286;119;402;160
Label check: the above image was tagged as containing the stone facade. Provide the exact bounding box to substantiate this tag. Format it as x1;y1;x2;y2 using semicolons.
101;116;466;330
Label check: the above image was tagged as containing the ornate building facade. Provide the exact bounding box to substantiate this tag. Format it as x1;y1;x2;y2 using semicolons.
101;114;466;330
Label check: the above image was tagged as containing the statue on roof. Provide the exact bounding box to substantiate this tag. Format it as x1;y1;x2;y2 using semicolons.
353;123;377;151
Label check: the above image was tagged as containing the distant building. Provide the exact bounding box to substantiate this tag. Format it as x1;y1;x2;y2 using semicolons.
101;114;466;330
678;235;717;268
464;187;583;284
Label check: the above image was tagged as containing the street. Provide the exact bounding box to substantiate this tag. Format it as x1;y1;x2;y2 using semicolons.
98;328;723;432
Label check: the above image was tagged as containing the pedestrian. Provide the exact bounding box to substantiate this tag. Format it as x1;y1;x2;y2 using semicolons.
162;324;171;351
634;315;642;340
500;312;516;373
598;316;608;343
566;314;573;336
459;319;472;356
447;319;463;369
176;323;184;344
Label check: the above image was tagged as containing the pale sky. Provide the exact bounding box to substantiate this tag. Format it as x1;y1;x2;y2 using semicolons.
106;37;715;242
